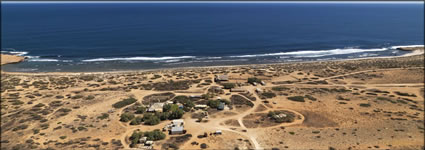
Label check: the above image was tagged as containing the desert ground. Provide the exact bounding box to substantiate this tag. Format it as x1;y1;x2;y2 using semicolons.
1;50;424;150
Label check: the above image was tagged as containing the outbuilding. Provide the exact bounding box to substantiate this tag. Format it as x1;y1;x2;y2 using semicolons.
170;126;184;135
148;103;165;112
172;119;184;127
215;75;229;82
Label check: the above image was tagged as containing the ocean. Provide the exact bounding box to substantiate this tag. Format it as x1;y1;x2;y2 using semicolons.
1;2;424;72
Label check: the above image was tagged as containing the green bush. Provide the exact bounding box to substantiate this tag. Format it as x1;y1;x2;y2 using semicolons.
113;97;137;108
144;129;166;141
200;143;208;149
222;83;236;89
394;91;417;97
130;116;143;125
163;104;184;119
129;131;144;148
304;95;317;101
85;95;95;100
33;129;40;134
207;100;220;108
135;106;146;114
261;92;276;98
143;114;160;125
287;96;305;102
271;86;290;91
156;112;170;120
97;113;109;120
247;77;261;84
359;103;371;107
173;96;194;111
12;124;28;131
120;113;135;122
267;111;295;123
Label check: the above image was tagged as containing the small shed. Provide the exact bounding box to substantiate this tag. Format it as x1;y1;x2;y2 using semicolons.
170;126;184;135
145;141;154;146
195;104;208;109
215;130;222;135
172;119;184;127
139;137;147;143
215;75;229;82
148;103;164;112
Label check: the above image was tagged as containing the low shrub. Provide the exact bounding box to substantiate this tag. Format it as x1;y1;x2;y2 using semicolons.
113;97;137;108
261;92;276;99
287;96;305;102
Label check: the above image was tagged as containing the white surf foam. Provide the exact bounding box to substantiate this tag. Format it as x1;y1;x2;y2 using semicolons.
82;56;196;62
27;58;60;62
1;51;28;56
390;45;424;49
230;47;389;58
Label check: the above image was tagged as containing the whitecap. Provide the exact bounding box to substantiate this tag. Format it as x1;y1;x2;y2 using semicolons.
27;58;59;62
82;56;196;62
390;45;424;49
230;47;389;58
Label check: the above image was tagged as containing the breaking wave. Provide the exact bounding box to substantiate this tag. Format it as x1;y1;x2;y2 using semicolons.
390;45;424;49
230;47;391;58
1;51;28;56
27;58;60;62
82;56;196;62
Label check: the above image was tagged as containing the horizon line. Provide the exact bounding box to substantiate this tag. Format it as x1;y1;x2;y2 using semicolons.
2;1;424;4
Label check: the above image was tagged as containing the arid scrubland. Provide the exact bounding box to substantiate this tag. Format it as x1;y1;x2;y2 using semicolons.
1;54;424;150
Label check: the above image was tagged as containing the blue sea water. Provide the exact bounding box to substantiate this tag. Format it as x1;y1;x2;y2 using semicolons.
1;2;424;72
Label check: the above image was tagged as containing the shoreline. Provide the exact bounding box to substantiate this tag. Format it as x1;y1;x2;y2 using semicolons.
1;48;423;76
1;46;424;150
0;54;25;66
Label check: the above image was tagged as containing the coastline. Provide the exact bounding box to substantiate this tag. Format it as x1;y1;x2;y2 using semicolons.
0;54;25;66
1;47;423;76
1;46;424;150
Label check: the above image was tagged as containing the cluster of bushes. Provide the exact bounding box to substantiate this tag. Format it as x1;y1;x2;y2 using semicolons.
162;104;185;120
120;104;185;125
319;88;351;93
261;92;276;99
271;86;290;91
135;106;146;114
129;130;165;148
267;111;295;123
304;95;317;101
207;99;230;109
221;83;236;89
142;80;200;91
172;96;195;111
247;77;262;84
201;93;216;100
97;113;109;120
394;91;417;97
359;103;371;107
113;97;137;108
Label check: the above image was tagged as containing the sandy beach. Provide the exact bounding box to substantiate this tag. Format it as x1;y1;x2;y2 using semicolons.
0;54;25;66
1;47;424;150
